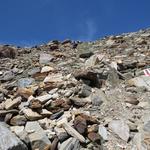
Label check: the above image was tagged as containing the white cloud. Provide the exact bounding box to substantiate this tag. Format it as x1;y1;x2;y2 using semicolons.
78;19;97;41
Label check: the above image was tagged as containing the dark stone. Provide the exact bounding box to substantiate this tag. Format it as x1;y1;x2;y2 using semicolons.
50;110;64;120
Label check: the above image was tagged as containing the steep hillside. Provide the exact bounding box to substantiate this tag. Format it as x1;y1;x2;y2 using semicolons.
0;29;150;150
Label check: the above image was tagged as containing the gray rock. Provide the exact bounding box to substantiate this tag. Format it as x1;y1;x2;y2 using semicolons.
59;137;80;150
18;78;35;88
143;120;150;133
0;122;28;150
1;71;15;81
98;125;108;141
128;75;150;91
109;119;130;142
79;84;91;98
91;89;108;106
28;67;40;76
25;121;51;150
39;53;54;64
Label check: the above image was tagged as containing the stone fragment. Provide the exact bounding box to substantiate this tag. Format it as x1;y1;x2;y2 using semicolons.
87;124;98;133
4;113;13;124
44;73;63;83
4;97;21;110
39;53;54;64
90;89;108;106
74;115;87;134
98;125;108;141
128;75;150;91
10;126;24;136
88;132;101;143
78;84;91;98
0;45;17;58
59;137;80;150
62;122;86;143
79;51;94;58
143;120;150;133
109;119;130;142
25;121;51;150
51;137;59;150
40;109;52;117
54;127;69;142
28;67;41;76
10;115;27;126
0;109;19;116
70;97;87;107
1;71;15;81
23;108;42;121
36;94;52;104
0;122;28;150
41;66;54;73
18;78;35;88
29;99;42;109
17;88;34;99
50;110;64;120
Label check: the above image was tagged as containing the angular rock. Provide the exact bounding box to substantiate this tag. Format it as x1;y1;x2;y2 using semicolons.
44;73;63;83
50;110;64;120
25;121;51;150
0;122;28;150
10;115;27;126
109;119;130;142
0;109;19;117
74;115;87;134
78;84;91;98
90;89;108;106
4;97;21;110
98;125;108;141
128;75;150;91
29;99;42;109
59;137;80;150
62;122;86;143
1;71;15;81
18;78;35;88
36;94;52;104
39;53;54;64
88;132;101;143
23;108;42;121
41;66;54;73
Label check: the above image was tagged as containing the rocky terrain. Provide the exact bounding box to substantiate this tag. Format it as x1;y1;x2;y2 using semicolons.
0;28;150;150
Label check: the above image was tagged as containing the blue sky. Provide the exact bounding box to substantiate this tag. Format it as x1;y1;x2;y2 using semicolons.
0;0;150;46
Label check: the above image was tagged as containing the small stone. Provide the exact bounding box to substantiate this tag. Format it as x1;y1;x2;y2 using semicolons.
10;115;27;126
90;89;108;106
25;121;51;150
29;99;42;109
98;125;108;141
41;66;54;73
1;71;15;81
4;97;21;110
78;84;91;98
39;53;54;64
79;51;94;58
109;119;130;142
36;94;52;104
62;122;86;143
74;115;87;134
50;110;64;120
10;126;24;136
88;124;98;133
143;120;150;133
18;78;35;88
59;137;80;150
88;132;101;143
0;109;19;116
44;73;63;83
4;113;13;124
17;88;34;99
51;137;59;150
70;97;87;107
23;108;42;121
40;109;52;117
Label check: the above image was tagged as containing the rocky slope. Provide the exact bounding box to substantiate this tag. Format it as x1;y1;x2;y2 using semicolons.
0;28;150;150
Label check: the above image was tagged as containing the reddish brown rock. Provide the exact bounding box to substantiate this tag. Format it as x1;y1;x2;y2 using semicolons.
29;99;42;109
88;132;101;143
74;116;87;134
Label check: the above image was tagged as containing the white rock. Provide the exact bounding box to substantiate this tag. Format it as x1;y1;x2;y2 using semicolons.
10;126;24;136
98;125;108;140
109;119;129;142
36;94;52;104
44;73;63;83
41;66;54;73
39;53;54;64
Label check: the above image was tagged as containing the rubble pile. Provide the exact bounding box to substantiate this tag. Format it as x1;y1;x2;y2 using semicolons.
0;29;150;150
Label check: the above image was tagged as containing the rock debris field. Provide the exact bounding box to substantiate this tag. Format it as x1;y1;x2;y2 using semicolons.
0;29;150;150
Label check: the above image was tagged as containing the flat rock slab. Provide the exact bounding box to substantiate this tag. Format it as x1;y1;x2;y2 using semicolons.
0;122;28;150
25;121;51;150
128;75;150;91
109;119;130;142
62;122;86;143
